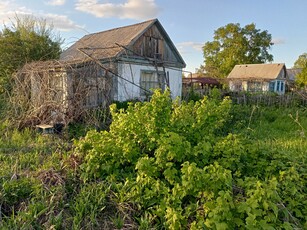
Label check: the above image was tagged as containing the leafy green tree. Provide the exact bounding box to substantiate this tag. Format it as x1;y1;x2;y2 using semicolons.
293;53;307;90
202;23;273;78
0;15;63;94
295;67;307;90
293;53;307;68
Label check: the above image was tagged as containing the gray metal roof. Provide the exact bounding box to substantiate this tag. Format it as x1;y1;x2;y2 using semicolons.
227;63;286;80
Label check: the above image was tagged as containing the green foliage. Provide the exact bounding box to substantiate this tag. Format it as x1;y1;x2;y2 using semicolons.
292;52;307;89
79;90;307;228
0;177;35;215
202;23;273;78
72;182;109;229
295;64;307;89
184;87;203;102
0;15;63;94
293;52;307;68
1;90;307;229
66;122;92;140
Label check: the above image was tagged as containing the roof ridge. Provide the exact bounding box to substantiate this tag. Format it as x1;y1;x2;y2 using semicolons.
83;18;157;38
236;63;285;66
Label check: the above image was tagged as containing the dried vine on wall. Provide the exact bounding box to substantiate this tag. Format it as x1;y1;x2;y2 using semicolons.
11;59;114;128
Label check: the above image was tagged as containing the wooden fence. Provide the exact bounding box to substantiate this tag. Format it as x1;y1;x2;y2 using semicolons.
227;93;307;107
183;88;307;107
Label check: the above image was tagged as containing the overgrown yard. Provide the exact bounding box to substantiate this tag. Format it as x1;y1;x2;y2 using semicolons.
0;91;306;229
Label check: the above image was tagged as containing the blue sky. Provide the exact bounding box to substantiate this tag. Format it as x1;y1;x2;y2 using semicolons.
1;0;307;72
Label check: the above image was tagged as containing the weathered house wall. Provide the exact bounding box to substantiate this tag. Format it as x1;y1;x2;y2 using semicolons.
16;61;115;125
66;63;114;109
116;62;182;101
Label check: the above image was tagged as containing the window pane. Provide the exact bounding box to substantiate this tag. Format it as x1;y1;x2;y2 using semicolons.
269;81;275;91
140;71;158;96
140;71;166;96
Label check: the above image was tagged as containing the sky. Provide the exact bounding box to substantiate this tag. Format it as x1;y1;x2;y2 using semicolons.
1;0;307;73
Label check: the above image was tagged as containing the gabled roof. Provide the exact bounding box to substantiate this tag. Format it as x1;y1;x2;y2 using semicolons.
227;63;286;80
287;68;302;81
60;19;185;67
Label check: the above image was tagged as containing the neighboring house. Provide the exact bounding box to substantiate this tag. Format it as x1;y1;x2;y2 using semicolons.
16;19;185;124
227;63;287;95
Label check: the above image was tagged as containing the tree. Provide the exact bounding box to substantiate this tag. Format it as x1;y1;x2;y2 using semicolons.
293;53;307;68
0;15;63;94
296;68;307;90
202;23;273;78
293;53;307;90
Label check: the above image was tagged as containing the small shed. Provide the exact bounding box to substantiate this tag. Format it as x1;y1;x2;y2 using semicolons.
183;76;221;90
182;73;222;98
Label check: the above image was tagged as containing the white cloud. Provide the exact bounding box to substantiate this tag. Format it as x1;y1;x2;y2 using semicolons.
43;14;84;31
0;1;11;11
0;1;32;25
45;0;66;6
0;1;82;31
272;38;285;45
75;0;160;20
177;41;204;54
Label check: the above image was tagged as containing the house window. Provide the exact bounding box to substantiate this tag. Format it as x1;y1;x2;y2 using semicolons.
140;71;165;96
277;81;280;91
269;81;275;92
248;81;262;92
280;82;284;92
231;81;242;91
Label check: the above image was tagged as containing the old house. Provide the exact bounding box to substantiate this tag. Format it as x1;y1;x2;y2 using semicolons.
60;18;185;102
15;19;186;125
227;63;287;95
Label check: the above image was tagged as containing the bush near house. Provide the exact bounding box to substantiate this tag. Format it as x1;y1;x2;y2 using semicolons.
0;90;306;229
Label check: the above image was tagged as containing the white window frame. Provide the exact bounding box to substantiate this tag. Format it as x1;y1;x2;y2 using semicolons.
140;70;165;96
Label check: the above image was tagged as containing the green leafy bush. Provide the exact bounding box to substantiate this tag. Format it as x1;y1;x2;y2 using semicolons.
75;89;306;228
1;89;306;229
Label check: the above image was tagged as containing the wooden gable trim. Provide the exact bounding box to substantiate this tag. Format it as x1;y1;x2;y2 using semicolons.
117;19;186;68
